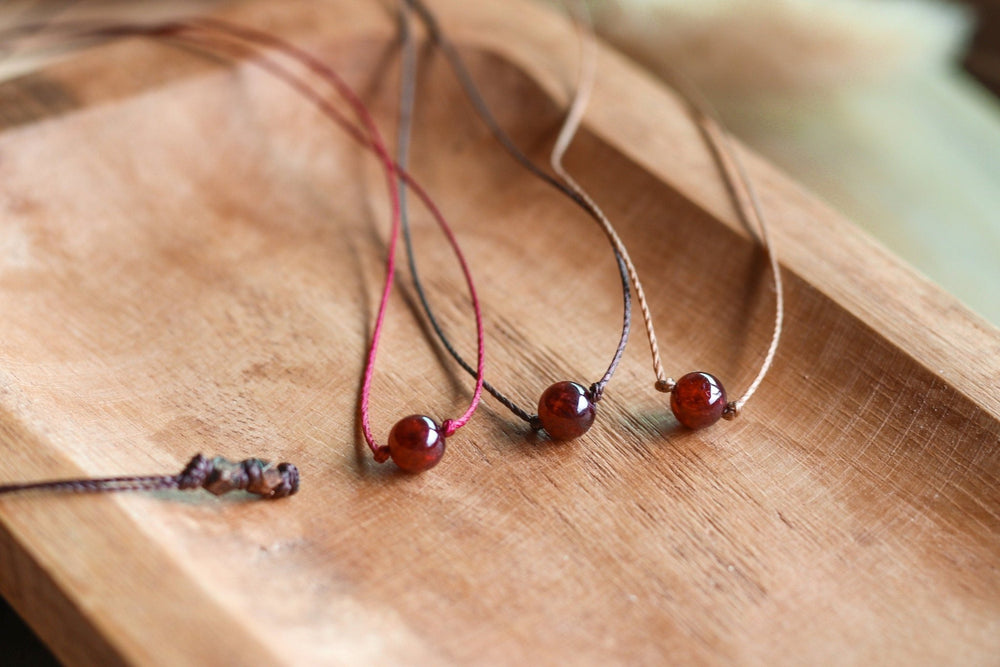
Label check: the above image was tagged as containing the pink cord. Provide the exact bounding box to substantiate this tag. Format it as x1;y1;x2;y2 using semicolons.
185;19;486;447
52;19;486;455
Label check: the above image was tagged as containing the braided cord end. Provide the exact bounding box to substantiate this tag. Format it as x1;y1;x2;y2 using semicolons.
177;455;300;499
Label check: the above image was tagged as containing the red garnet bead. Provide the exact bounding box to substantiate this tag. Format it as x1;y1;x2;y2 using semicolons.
537;381;597;440
387;415;445;473
670;371;727;429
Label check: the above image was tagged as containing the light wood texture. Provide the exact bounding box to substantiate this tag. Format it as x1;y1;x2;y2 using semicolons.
0;0;997;664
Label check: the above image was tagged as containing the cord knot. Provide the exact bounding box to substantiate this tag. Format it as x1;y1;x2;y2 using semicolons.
176;454;300;499
587;383;604;404
176;453;214;490
654;378;675;393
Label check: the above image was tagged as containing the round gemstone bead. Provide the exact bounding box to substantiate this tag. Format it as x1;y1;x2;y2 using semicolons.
537;381;597;440
670;371;727;429
388;415;445;473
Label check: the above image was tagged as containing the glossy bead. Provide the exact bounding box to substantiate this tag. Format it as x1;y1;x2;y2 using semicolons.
670;371;727;429
537;381;597;440
388;415;445;473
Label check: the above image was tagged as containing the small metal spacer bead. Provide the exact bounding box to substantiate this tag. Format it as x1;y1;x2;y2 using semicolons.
722;402;740;420
654;378;676;393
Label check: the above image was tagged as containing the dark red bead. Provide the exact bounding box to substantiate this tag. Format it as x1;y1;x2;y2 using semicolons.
537;381;596;440
670;371;727;429
388;415;445;473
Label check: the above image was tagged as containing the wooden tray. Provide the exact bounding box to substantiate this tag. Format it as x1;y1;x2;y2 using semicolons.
0;0;997;664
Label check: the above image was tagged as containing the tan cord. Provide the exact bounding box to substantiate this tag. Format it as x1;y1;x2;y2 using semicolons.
554;0;784;415
552;0;675;392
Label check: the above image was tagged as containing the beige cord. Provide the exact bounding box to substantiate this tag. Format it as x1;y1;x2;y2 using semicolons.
667;74;784;414
552;0;675;392
553;0;784;415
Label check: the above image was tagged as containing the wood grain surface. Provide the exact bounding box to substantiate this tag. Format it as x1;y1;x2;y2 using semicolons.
0;0;997;664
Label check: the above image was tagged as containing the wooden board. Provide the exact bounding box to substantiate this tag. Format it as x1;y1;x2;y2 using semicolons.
0;0;998;664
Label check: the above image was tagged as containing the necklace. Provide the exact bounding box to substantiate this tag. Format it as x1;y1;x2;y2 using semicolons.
167;18;489;473
399;0;634;441
558;0;784;428
1;16;488;477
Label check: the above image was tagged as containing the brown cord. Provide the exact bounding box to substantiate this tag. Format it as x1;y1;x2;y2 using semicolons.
0;455;299;500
